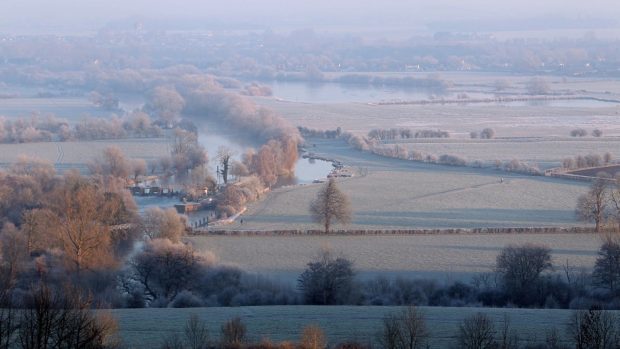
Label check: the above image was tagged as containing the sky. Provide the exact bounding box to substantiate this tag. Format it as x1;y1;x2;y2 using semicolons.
0;0;618;34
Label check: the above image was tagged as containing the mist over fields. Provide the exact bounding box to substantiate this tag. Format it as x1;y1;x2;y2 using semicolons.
2;0;619;35
3;0;620;348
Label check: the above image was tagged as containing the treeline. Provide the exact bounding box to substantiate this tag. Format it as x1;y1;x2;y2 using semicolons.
298;126;342;139
0;111;163;143
562;152;613;170
0;283;119;349
570;128;603;137
341;132;542;175
295;243;620;312
367;128;449;141
4;29;620;82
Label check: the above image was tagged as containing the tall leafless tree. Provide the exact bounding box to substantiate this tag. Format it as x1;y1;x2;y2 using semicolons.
457;313;496;349
217;146;235;184
576;173;611;232
310;178;352;233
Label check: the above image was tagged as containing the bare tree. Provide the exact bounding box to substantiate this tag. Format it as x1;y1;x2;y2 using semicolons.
526;77;551;95
379;314;402;349
18;283;118;349
379;306;429;349
496;244;552;305
576;174;611;232
496;315;519;349
608;175;620;229
217;146;235;184
300;325;326;349
457;313;496;349
141;207;186;242
568;307;618;349
48;177;114;276
297;249;355;305
480;128;495;139
230;161;249;180
89;146;131;179
593;235;620;291
148;86;185;122
131;158;148;182
184;314;209;349
310;178;352;233
220;317;246;348
125;239;206;304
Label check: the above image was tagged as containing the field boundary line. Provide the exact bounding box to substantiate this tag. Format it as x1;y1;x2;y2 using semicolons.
191;226;595;236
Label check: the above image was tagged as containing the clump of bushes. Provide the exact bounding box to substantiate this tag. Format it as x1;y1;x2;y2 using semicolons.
570;128;588;137
298;126;342;139
470;128;495;139
367;128;449;141
562;153;612;170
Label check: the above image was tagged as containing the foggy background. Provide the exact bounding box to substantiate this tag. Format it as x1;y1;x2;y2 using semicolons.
1;0;619;35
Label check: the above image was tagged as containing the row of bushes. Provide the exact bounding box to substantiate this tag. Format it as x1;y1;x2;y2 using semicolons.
562;152;613;170
367;128;449;140
341;131;542;175
570;128;603;137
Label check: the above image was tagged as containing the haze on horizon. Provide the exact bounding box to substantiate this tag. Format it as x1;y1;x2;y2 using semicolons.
1;0;619;36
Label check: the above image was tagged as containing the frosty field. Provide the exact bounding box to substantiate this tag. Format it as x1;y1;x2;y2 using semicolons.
112;305;591;348
230;139;589;231
188;232;599;282
0;138;169;171
390;137;620;169
257;98;620;137
0;97;113;119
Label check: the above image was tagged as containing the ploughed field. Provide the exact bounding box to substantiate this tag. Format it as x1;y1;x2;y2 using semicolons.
112;305;591;348
188;232;599;283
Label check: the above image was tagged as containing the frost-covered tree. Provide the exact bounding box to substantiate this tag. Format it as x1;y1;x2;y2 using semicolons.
310;178;352;233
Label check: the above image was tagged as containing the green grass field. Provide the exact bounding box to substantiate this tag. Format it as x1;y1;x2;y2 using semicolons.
111;305;585;348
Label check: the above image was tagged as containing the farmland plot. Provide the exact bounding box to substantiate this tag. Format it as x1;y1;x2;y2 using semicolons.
230;139;589;231
390;137;620;169
188;232;599;282
112;305;593;348
256;98;620;137
0;97;113;120
0;138;169;172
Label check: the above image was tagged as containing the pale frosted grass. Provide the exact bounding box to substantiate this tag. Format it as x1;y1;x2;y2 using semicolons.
188;233;600;282
112;305;590;348
0;138;169;166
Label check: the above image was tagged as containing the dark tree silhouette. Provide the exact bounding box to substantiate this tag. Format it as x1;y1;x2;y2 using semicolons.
297;249;355;305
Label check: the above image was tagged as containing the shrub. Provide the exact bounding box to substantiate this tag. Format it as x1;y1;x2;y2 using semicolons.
570;129;588;137
221;317;247;347
480;128;495;139
457;313;496;349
